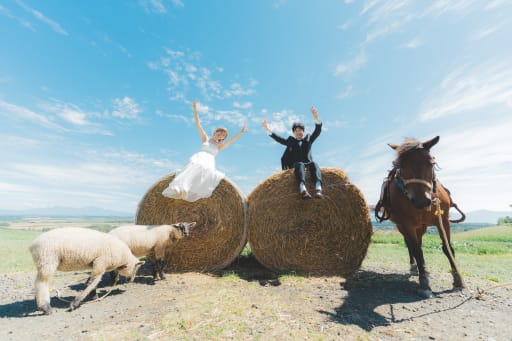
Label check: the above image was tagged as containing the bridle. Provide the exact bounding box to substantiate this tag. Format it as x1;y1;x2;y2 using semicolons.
395;167;437;196
393;147;438;197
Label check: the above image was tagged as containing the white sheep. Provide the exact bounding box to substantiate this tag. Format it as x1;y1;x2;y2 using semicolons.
29;227;144;315
109;222;196;280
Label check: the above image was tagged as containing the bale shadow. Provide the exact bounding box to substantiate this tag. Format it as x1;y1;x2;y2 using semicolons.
318;270;423;331
212;254;282;287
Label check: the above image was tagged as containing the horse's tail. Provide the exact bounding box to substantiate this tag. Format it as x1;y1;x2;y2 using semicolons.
441;183;466;223
449;202;466;223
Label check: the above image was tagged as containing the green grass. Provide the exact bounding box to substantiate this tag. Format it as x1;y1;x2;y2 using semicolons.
372;226;512;255
369;226;512;283
0;228;42;273
2;225;511;284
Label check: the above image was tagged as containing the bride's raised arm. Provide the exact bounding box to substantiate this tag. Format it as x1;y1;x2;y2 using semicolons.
218;125;247;151
192;100;208;142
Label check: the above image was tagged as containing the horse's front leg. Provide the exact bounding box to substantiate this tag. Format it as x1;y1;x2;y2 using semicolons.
405;234;432;298
404;237;418;274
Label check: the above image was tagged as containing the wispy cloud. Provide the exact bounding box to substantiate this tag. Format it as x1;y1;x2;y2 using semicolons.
40;100;113;135
334;51;367;76
419;60;512;121
0;4;35;31
16;0;68;35
233;101;252;110
148;48;257;102
0;99;64;131
112;97;141;119
140;0;167;14
140;0;184;14
403;37;422;48
336;85;353;99
273;0;288;9
471;24;501;41
263;109;304;135
433;118;512;211
485;0;506;10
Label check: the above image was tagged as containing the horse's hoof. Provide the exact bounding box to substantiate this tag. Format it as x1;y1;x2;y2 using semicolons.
417;289;433;298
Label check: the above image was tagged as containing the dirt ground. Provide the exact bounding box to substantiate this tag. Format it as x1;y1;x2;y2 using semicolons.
0;256;510;340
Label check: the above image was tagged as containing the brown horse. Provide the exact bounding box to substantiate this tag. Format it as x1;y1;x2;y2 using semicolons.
375;136;465;298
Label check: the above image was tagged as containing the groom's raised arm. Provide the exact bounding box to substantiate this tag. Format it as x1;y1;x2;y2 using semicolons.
262;119;288;145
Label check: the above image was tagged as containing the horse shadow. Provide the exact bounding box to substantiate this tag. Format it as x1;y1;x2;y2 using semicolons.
318;270;424;331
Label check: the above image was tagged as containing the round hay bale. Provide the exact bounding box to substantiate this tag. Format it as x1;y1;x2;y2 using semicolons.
247;167;372;276
136;173;247;272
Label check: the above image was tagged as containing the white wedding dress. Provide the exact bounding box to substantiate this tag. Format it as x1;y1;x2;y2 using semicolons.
162;141;224;202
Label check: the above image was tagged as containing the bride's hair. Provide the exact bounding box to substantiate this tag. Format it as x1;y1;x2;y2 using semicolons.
213;127;228;136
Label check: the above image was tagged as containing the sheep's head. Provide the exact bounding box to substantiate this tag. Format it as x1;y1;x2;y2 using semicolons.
118;259;145;282
172;221;196;240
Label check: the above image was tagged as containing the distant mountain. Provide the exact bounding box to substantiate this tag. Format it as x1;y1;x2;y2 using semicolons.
462;210;511;224
0;206;133;218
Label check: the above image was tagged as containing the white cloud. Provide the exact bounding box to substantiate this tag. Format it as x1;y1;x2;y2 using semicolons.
16;0;68;35
334;51;367;76
112;97;141;119
171;0;184;8
140;0;167;14
432;119;512;211
264;110;304;134
485;0;506;10
336;85;353;99
419;60;512;121
0;4;35;31
148;48;257;102
471;24;501;41
404;37;422;48
233;101;252;109
273;0;288;9
0;99;64;131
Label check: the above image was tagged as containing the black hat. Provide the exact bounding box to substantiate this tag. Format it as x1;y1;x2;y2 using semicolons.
292;122;305;132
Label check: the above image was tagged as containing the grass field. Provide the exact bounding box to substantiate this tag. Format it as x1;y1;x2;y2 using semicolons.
2;225;511;283
369;226;512;283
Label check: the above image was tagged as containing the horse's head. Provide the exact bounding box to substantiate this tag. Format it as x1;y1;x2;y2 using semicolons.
389;136;439;209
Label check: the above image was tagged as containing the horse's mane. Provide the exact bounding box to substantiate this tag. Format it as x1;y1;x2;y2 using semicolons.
392;138;424;168
395;138;422;154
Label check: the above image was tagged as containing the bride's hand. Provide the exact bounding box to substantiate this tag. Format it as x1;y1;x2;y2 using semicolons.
192;100;198;112
241;125;248;133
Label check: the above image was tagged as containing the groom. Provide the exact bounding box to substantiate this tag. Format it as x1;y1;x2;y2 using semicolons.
262;107;323;199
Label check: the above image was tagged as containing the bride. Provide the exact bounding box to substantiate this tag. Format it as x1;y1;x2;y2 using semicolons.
162;100;247;202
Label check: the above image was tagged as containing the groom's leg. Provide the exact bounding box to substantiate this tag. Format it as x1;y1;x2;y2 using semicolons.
294;162;311;199
307;162;323;199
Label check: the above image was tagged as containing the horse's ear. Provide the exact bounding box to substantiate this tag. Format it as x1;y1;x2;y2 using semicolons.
388;143;399;150
422;136;440;150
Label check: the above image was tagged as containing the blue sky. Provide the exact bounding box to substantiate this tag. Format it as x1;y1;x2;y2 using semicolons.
1;0;511;214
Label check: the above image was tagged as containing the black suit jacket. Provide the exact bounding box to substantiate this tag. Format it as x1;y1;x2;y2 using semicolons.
269;122;322;170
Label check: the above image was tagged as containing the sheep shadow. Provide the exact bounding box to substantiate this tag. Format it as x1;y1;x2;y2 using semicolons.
0;274;129;318
318;270;424;331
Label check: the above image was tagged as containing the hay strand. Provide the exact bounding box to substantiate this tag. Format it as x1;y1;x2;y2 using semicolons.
247;167;372;276
136;173;247;272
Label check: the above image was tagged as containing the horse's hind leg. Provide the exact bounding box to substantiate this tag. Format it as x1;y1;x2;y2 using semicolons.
438;218;465;289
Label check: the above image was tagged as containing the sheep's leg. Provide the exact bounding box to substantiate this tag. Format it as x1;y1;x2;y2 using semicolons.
69;273;102;311
35;271;53;315
84;275;99;300
158;259;166;280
